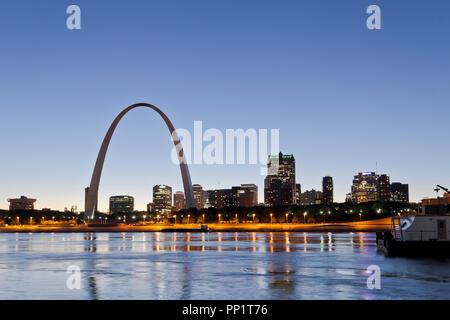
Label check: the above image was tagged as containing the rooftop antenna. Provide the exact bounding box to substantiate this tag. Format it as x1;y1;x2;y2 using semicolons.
375;161;378;174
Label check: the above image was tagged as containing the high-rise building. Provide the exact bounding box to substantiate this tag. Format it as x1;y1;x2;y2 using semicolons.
8;196;36;211
295;184;301;205
109;195;134;214
192;184;204;210
322;176;333;204
173;191;186;212
300;189;322;206
391;182;409;203
264;152;296;207
153;185;172;216
351;172;391;203
351;172;379;203
377;174;391;202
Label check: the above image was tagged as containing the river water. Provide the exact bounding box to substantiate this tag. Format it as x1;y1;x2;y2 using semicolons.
0;232;448;299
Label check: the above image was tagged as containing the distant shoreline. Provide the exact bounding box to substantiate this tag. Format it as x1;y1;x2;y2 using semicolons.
0;218;391;233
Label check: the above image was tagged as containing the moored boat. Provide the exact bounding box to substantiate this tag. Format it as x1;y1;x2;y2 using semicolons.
376;215;450;257
161;224;210;233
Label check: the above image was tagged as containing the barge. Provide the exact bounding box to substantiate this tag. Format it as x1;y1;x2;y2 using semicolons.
376;215;450;257
161;224;210;233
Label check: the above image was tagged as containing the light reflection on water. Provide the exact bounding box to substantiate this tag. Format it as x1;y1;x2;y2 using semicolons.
0;232;448;300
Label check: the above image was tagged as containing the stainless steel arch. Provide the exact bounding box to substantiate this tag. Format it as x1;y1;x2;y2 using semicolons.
84;103;195;220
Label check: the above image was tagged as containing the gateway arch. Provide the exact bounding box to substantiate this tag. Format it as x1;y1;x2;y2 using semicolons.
84;103;195;220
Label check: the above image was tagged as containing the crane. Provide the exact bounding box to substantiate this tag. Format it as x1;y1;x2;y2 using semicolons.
434;185;449;194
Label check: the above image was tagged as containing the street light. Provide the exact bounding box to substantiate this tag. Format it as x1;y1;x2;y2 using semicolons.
188;214;191;224
270;213;273;224
235;213;238;223
303;212;307;224
173;214;177;224
218;213;221;223
359;213;362;221
285;213;289;223
202;214;205;224
252;213;256;222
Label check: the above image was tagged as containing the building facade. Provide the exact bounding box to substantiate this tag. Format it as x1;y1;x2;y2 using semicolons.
391;182;409;203
153;185;172;216
238;184;258;207
351;172;379;203
351;172;392;203
322;176;333;204
192;184;204;210
173;191;186;212
8;196;36;211
109;195;134;214
300;189;323;206
422;192;450;215
296;184;301;205
147;202;155;214
264;152;296;207
211;189;235;209
377;174;391;202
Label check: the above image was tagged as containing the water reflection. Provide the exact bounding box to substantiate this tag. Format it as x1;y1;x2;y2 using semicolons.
0;232;448;299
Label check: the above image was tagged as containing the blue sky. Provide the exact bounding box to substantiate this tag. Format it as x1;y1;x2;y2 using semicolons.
0;0;449;211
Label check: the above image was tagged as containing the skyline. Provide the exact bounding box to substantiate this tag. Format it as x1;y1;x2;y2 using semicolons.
1;1;450;211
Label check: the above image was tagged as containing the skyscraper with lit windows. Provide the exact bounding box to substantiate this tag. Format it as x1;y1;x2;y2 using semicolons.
322;176;333;204
192;184;204;210
153;185;172;216
173;191;186;212
264;152;296;207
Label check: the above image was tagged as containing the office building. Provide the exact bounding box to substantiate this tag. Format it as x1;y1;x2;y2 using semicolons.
300;189;323;206
192;184;204;210
322;176;333;204
238;184;258;207
8;196;36;211
153;185;172;216
391;182;409;203
173;191;186;212
351;172;379;203
109;195;134;214
264;152;296;207
351;172;392;203
296;184;301;205
377;174;391;202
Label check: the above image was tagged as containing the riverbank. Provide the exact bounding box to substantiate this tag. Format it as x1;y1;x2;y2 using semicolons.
0;218;390;233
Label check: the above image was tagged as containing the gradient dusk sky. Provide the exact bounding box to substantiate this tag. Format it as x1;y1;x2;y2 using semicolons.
0;0;449;211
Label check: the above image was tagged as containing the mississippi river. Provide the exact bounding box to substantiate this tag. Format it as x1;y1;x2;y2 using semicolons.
0;232;448;299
